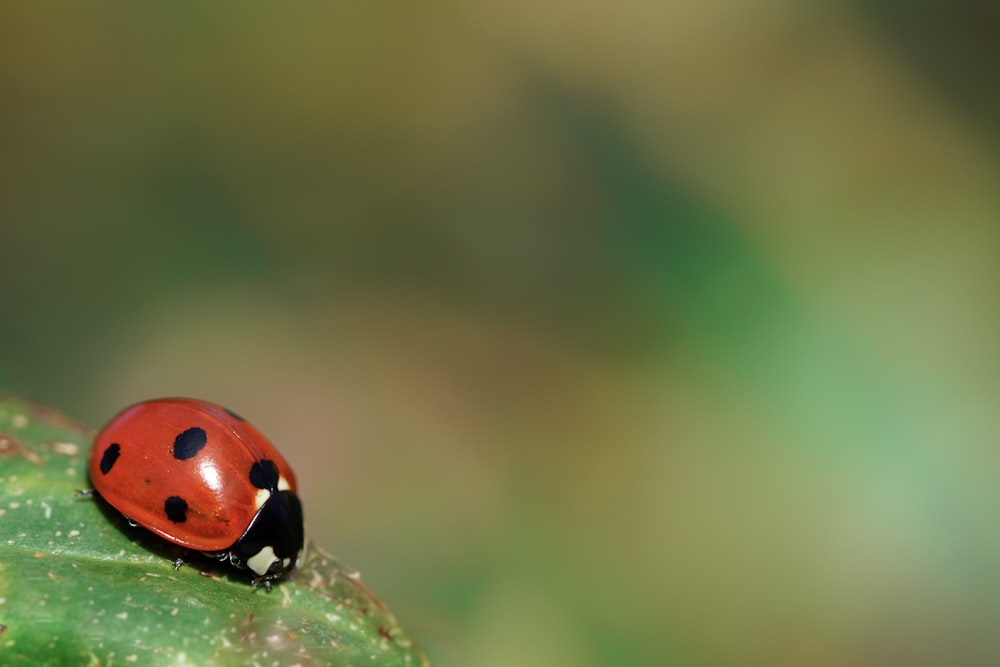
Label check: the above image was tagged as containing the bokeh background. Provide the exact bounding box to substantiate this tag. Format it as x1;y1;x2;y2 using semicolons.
3;2;1000;665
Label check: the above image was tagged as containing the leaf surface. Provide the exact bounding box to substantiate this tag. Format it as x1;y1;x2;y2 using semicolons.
0;392;428;666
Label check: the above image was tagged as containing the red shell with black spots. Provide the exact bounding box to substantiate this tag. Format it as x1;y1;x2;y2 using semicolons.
89;398;299;552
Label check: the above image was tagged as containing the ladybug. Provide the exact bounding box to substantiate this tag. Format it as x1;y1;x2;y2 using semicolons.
88;398;304;589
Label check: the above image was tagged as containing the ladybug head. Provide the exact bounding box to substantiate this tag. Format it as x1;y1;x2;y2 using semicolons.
229;490;305;586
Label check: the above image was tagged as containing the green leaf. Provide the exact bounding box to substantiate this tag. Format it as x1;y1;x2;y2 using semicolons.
0;392;429;666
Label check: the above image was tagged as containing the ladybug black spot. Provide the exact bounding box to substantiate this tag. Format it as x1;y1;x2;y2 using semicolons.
100;443;121;475
173;427;207;460
164;496;188;523
248;459;280;490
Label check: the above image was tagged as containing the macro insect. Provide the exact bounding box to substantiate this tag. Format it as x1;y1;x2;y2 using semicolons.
87;398;304;589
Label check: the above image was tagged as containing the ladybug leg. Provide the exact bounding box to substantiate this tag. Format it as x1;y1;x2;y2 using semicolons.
76;488;96;498
250;575;273;592
172;549;191;571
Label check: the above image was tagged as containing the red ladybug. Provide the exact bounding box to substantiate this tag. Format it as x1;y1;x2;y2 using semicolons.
88;398;304;589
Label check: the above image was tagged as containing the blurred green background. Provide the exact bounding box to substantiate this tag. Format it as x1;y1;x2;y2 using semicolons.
3;2;1000;665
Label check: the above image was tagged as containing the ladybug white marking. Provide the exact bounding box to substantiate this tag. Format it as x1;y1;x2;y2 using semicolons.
246;545;278;577
254;488;271;512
